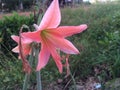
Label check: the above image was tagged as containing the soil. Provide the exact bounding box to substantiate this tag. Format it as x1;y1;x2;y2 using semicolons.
0;12;32;19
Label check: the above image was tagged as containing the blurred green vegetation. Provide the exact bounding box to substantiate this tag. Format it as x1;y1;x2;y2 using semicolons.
0;12;34;55
0;12;34;89
61;3;120;81
0;2;120;89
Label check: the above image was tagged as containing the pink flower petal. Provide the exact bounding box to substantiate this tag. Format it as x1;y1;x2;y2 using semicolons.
46;31;79;54
40;37;63;73
57;24;87;37
51;37;79;54
48;44;63;73
22;31;41;43
36;44;50;71
38;0;61;30
22;43;31;56
11;35;31;57
11;35;19;43
12;46;19;53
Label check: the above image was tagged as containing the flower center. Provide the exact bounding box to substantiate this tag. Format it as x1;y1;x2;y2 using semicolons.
40;30;51;42
41;30;48;37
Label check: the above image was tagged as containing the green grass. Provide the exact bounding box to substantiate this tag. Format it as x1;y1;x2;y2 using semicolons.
0;52;24;89
61;2;120;80
0;2;120;89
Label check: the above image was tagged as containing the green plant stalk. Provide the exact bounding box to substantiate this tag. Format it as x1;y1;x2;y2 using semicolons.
36;71;42;90
22;74;30;90
35;1;43;89
22;45;34;90
69;70;77;90
35;46;42;90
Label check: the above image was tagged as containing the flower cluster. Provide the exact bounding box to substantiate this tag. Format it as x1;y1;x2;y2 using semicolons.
11;0;87;73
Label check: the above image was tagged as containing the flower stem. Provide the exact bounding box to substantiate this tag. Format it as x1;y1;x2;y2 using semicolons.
69;70;77;90
36;71;42;90
65;55;77;90
22;74;30;90
22;45;34;90
35;45;42;90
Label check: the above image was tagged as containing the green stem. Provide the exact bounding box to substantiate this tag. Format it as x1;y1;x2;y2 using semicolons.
35;46;42;90
36;71;42;90
69;70;77;90
22;45;34;90
22;74;30;90
35;1;43;88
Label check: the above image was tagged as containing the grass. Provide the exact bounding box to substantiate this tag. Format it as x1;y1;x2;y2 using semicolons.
61;2;120;82
0;2;120;89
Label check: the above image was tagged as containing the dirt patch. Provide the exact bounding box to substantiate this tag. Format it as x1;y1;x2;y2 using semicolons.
0;12;33;19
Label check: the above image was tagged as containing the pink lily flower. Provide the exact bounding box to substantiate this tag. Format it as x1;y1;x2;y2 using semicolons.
11;35;32;57
22;0;87;73
11;35;32;73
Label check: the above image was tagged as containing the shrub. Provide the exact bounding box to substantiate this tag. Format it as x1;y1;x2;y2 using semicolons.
0;12;34;55
0;12;34;89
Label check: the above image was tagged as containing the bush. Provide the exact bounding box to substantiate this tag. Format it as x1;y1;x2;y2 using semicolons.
0;12;34;55
0;12;34;89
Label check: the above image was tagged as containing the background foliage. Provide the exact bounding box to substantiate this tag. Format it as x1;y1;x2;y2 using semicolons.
0;12;34;89
0;12;34;55
61;3;120;82
0;0;34;11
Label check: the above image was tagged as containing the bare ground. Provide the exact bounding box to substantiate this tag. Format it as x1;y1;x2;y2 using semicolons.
0;12;32;19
